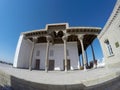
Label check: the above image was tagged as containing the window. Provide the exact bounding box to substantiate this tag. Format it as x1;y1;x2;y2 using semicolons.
36;50;40;56
50;50;54;56
104;39;114;56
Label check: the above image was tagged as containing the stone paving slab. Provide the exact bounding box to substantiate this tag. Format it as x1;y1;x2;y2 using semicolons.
0;63;120;86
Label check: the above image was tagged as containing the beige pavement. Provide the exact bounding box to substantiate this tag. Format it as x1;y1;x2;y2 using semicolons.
0;63;120;86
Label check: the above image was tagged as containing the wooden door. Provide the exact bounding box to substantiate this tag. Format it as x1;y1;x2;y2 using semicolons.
49;60;55;70
35;59;40;70
67;59;70;70
63;59;70;70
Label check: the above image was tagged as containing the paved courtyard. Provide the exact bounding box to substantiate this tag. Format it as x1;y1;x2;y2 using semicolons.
0;63;120;87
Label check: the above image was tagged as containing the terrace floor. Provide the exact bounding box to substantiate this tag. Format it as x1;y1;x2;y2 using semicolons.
0;63;120;87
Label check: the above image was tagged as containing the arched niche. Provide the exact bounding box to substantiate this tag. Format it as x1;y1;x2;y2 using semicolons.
57;31;64;38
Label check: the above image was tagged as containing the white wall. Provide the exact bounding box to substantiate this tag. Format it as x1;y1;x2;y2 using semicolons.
98;0;120;67
99;14;120;67
32;43;47;70
13;34;32;68
32;42;80;70
13;34;23;67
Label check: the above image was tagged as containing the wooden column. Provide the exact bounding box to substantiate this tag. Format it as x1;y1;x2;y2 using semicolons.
91;44;96;68
45;36;51;72
78;35;87;71
85;50;89;67
79;56;81;67
81;54;84;66
29;37;37;71
62;35;68;72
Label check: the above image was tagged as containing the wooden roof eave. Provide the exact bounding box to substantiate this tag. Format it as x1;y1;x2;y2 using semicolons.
67;28;100;34
24;31;47;39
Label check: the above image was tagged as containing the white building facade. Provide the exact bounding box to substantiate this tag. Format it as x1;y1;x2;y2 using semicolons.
98;0;120;68
13;23;101;71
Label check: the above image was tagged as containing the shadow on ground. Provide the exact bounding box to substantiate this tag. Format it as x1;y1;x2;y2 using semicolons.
0;70;120;90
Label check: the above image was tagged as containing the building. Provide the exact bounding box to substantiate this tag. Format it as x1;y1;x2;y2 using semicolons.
13;23;101;72
98;0;120;68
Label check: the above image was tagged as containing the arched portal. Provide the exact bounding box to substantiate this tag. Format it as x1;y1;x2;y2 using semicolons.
57;31;64;38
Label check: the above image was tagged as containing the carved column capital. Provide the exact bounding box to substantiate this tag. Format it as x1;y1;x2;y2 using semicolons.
62;35;68;41
78;35;84;41
46;35;52;42
32;37;38;43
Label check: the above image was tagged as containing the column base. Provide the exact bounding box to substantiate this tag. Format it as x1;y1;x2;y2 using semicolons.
93;64;97;69
29;67;32;71
84;66;87;71
65;68;67;72
45;67;48;73
45;69;48;73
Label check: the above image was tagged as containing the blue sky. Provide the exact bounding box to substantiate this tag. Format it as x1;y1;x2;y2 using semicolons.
0;0;116;63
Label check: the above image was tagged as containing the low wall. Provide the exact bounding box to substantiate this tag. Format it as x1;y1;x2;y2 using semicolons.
0;69;120;90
